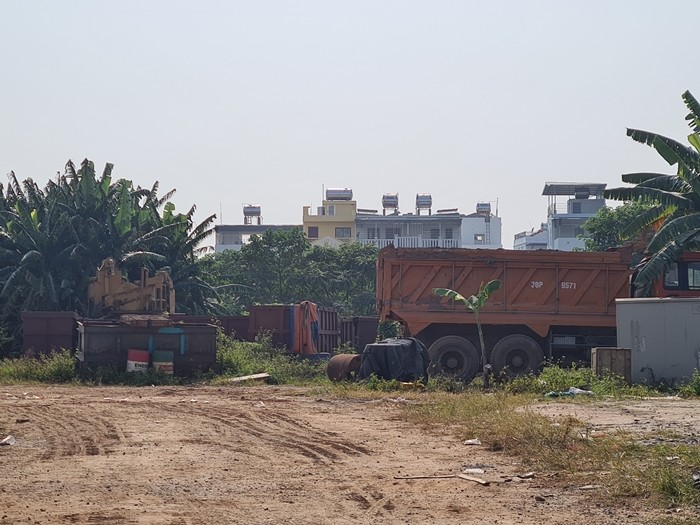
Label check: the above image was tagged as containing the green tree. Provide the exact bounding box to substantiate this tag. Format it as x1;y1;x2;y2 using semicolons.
580;201;654;252
0;158;217;353
237;229;310;305
302;242;378;315
605;90;700;289
433;280;501;388
206;230;377;316
153;202;220;314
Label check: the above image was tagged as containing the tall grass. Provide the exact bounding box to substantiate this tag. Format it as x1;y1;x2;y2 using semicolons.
216;332;328;385
0;349;77;383
504;364;657;397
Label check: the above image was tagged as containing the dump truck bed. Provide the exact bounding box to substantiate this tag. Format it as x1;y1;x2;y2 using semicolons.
377;246;633;338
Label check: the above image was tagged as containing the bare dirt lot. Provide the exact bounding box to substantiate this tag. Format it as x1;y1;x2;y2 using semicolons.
1;385;699;524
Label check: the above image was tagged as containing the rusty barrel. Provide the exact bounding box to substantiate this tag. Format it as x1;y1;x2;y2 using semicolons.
326;354;362;382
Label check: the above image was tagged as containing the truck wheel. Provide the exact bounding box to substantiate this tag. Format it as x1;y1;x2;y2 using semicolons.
428;336;480;382
491;334;544;378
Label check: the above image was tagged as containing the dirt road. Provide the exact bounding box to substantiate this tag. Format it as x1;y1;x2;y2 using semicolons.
0;385;696;524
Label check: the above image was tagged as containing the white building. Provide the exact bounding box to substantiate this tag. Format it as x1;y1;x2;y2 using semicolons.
513;223;548;250
545;182;606;250
355;194;502;249
214;205;300;252
513;182;606;251
459;202;502;249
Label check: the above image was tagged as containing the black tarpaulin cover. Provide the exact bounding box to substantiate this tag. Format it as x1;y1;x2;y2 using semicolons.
358;338;429;382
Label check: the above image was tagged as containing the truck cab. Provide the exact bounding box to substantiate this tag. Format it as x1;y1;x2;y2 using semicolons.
646;253;700;298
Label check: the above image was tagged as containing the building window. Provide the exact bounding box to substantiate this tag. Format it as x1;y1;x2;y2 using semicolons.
430;228;440;240
571;202;582;214
335;227;351;239
689;262;700;290
327;205;336;216
367;227;377;239
474;234;484;245
308;226;319;239
445;228;453;240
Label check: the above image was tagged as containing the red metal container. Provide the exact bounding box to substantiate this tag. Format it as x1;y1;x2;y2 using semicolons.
21;311;79;355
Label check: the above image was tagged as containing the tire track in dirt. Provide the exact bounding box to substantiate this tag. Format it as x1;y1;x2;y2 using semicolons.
167;403;371;464
3;404;124;461
63;511;137;524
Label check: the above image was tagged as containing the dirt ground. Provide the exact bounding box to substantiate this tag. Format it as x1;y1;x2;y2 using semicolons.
1;385;699;525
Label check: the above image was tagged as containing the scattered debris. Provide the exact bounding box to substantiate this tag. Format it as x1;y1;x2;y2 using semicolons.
394;474;456;480
579;485;598;490
463;467;485;475
0;435;16;446
394;473;490;486
15;418;30;424
535;495;546;502
545;387;594;398
398;382;424;390
254;401;266;408
227;373;271;383
463;438;482;446
692;471;700;489
666;456;681;461
517;472;536;479
456;473;489;486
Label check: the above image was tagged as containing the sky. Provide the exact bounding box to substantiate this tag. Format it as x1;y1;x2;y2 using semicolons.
2;1;700;248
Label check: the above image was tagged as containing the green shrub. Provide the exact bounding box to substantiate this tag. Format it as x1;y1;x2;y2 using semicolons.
0;349;77;383
376;320;403;340
216;332;328;385
678;369;700;397
361;375;401;391
504;364;657;398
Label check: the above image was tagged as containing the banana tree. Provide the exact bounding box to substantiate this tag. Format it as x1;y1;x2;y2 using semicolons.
434;279;501;387
605;90;700;291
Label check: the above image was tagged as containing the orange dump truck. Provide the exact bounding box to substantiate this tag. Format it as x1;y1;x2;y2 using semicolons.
376;245;700;381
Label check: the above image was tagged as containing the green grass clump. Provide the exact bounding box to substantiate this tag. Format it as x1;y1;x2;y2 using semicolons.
404;391;604;471
216;332;328;385
0;349;77;383
678;370;700;397
504;364;657;398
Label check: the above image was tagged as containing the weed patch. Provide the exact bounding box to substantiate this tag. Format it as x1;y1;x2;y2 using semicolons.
504;364;657;398
0;349;77;383
216;332;327;385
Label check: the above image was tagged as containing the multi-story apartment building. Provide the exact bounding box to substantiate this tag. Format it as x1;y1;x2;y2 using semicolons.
513;223;549;250
213;205;300;252
302;188;357;247
215;189;503;253
513;182;606;251
353;193;502;249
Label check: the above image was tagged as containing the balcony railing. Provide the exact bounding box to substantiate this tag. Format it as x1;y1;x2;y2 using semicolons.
356;237;461;248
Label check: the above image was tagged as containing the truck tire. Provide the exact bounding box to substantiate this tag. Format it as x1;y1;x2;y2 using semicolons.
491;334;544;378
427;336;480;382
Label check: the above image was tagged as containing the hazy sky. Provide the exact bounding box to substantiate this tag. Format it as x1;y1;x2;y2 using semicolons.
3;1;699;248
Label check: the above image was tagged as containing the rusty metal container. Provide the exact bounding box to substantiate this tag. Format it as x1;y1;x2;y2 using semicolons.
247;304;340;353
248;305;292;347
170;314;249;339
317;306;340;354
77;320;217;375
21;311;79;355
340;316;379;352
